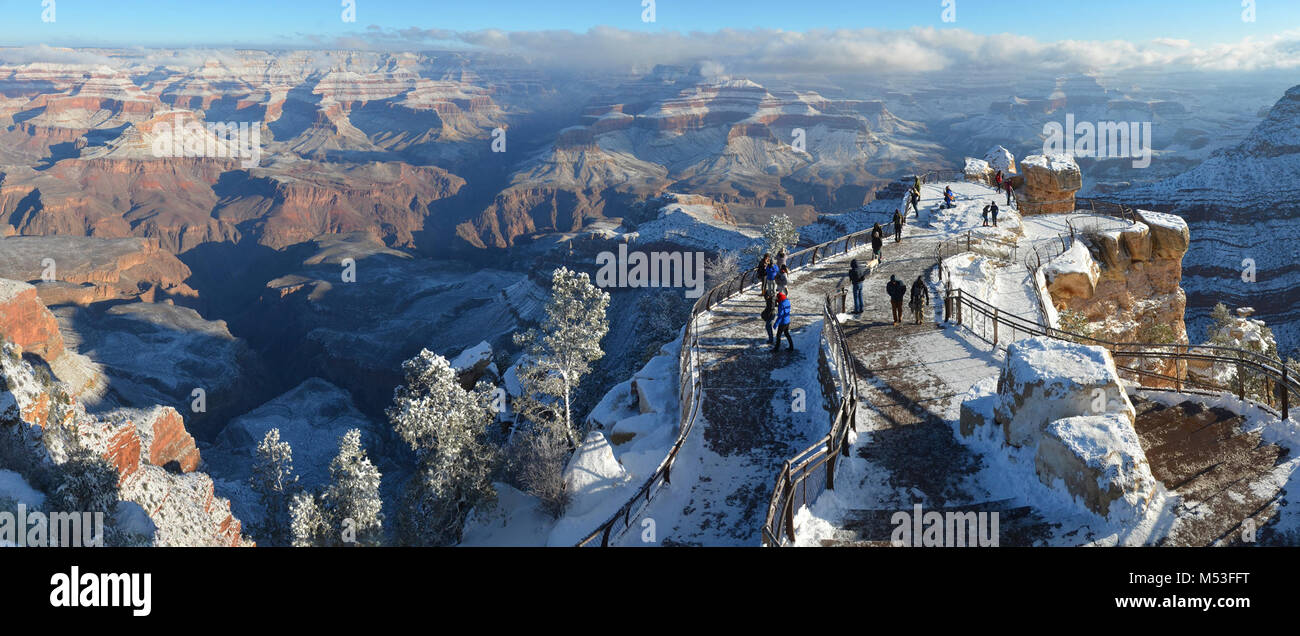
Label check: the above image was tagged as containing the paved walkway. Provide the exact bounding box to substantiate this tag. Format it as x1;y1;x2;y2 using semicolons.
628;179;1291;547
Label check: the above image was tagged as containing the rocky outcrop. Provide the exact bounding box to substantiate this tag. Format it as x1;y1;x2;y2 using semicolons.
0;279;64;360
0;236;197;306
1016;154;1081;214
0;340;246;546
984;146;1017;174
1046;211;1191;385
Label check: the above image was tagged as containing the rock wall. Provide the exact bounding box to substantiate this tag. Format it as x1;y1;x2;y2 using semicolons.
0;279;64;360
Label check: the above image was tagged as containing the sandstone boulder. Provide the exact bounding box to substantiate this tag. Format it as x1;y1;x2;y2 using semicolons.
964;157;994;184
0;279;64;361
1043;241;1100;301
1035;414;1157;520
993;337;1135;448
631;353;677;415
984;145;1017;174
1135;210;1190;260
1016;154;1082;215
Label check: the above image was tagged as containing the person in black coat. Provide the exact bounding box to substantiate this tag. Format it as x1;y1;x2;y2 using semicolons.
886;275;907;326
909;275;929;325
871;223;884;261
761;291;777;344
847;259;868;313
892;209;904;242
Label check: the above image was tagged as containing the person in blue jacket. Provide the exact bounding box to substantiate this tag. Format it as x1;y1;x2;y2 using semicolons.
764;259;780;296
773;292;794;351
943;186;955;209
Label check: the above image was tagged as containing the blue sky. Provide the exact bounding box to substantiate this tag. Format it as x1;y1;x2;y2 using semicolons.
0;0;1293;48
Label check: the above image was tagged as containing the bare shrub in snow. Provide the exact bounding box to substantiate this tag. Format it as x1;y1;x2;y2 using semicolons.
506;424;572;519
387;349;499;546
704;249;741;287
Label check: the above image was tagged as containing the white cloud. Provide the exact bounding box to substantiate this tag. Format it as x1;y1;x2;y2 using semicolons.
346;26;1300;75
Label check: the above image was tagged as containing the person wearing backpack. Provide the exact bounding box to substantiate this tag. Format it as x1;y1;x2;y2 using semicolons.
847;259;868;314
886;275;907;326
909;275;929;325
760;291;777;344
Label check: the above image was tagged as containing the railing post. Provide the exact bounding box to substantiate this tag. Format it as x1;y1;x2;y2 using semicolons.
956;289;963;326
944;282;951;322
1283;364;1290;421
1237;359;1245;401
782;466;796;542
993;307;999;346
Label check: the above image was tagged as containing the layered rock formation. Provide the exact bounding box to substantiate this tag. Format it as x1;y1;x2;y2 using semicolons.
1016;154;1081;214
1044;210;1191;385
0;235;197;305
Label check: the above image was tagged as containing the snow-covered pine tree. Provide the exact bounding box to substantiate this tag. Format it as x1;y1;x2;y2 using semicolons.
323;429;383;546
512;266;610;444
288;491;329;547
387;350;499;546
250;428;298;546
762;213;799;256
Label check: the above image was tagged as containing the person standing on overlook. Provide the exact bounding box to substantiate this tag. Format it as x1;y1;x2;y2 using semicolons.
886;275;907;326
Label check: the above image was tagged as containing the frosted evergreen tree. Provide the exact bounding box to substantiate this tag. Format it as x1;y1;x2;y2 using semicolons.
288;491;329;547
250;428;298;546
323;429;383;546
387;350;499;546
512;266;610;444
761;213;799;256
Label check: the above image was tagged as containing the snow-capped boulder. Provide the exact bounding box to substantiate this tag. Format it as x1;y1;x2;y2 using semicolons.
958;376;999;438
631;353;677;415
984;146;1017;174
992;337;1135;448
610;413;662;446
1043;241;1100;300
964;157;993;184
584;379;638;432
562;431;632;518
1135;210;1189;260
1035;414;1157;520
451;341;493;380
1017;154;1081;214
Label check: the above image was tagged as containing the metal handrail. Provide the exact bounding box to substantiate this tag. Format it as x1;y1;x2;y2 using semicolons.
947;287;1296;418
575;222;876;546
761;284;860;546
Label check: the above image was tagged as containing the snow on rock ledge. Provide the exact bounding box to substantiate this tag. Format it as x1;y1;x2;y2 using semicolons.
992;337;1135;448
1036;414;1157;521
1043;241;1100;300
632;353;677;414
959;336;1154;521
562;430;632;518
